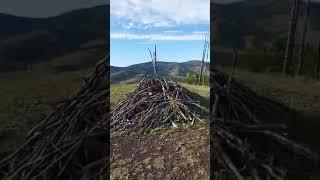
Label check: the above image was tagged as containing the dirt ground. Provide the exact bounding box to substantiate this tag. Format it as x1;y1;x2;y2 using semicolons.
111;127;209;179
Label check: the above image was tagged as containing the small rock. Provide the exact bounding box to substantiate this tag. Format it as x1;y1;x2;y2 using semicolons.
146;165;152;170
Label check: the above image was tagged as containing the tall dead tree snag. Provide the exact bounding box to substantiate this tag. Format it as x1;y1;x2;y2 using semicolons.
203;41;210;86
148;45;158;77
211;4;217;69
199;36;210;85
284;0;300;74
228;48;238;91
316;42;320;80
297;0;310;75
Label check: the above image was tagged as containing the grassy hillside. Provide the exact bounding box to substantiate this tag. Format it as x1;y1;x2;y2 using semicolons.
0;5;109;156
111;61;210;84
211;1;320;76
0;69;90;154
0;5;108;72
216;67;320;156
213;0;320;48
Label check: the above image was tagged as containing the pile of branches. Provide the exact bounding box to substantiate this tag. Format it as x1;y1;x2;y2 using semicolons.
111;77;208;135
0;55;110;180
211;70;317;180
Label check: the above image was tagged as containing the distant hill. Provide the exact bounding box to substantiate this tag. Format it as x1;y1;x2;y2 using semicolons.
0;5;108;72
213;0;320;48
0;5;108;38
111;61;210;84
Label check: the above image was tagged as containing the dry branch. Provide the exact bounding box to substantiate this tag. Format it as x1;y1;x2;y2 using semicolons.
111;77;209;136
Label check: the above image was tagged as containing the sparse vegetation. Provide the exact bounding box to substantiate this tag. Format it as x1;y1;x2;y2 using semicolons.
0;70;84;154
153;157;165;169
216;66;320;113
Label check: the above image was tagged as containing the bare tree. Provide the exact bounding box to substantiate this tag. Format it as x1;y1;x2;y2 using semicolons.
199;36;209;85
211;4;217;69
284;0;300;74
297;0;310;75
203;37;210;85
148;45;158;77
316;42;320;80
228;48;238;91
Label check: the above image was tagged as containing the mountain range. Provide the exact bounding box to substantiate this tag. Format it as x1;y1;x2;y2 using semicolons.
213;0;320;48
111;61;210;84
0;5;108;72
1;1;320;73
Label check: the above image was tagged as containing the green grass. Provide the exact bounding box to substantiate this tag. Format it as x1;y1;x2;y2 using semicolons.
153;157;165;170
180;83;209;98
49;48;104;72
217;66;320;113
230;68;320;97
0;70;87;154
217;67;320;152
110;83;137;108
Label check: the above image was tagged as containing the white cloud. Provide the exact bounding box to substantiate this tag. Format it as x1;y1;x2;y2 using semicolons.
163;30;184;34
192;31;209;34
111;0;209;28
111;33;208;41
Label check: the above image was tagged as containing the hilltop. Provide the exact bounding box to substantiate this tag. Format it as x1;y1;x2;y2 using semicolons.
0;5;108;72
111;61;210;84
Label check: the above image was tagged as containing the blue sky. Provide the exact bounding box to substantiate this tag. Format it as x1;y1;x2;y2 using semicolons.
110;0;210;67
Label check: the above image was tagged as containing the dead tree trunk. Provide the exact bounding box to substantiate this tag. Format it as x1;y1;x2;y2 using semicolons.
199;60;204;85
284;0;300;75
153;45;157;77
228;48;238;91
148;45;158;77
211;5;217;69
202;43;209;85
199;36;209;85
316;42;320;80
199;47;205;85
297;0;310;76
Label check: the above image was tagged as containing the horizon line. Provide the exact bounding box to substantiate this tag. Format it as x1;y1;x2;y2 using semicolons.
0;4;108;19
111;59;210;68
